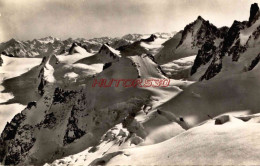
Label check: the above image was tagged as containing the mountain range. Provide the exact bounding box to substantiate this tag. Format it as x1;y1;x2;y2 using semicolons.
1;3;260;165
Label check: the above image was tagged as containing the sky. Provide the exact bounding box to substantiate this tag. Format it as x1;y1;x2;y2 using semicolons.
0;0;259;42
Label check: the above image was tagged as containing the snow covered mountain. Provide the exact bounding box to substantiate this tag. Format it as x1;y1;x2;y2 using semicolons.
0;38;189;165
97;113;260;165
0;33;172;58
155;16;228;65
1;3;260;165
118;33;173;57
190;3;260;81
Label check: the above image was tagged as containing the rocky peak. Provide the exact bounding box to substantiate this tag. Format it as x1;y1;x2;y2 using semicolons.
68;42;78;55
221;20;245;53
6;38;20;45
218;26;229;38
177;16;224;49
191;40;216;75
249;3;260;25
196;15;204;22
98;44;121;62
192;19;246;80
99;44;111;53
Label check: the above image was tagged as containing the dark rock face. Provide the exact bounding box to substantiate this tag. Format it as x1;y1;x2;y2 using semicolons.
40;56;47;65
4;125;36;165
215;115;230;125
141;34;157;42
0;87;77;165
36;113;57;129
1;113;25;141
38;77;46;96
145;54;155;62
218;26;230;38
200;54;222;81
230;39;247;62
103;62;112;70
63;107;86;145
251;25;260;40
191;40;216;75
1;51;7;56
249;3;260;26
189;24;228;79
0;113;27;164
222;21;245;53
215;118;223;125
7;54;14;57
248;53;260;71
53;87;77;104
27;101;37;109
68;43;78;55
197;21;245;80
37;58;47;96
0;55;3;66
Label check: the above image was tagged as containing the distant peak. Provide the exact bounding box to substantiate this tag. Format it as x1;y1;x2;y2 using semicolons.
141;34;157;42
197;15;204;21
7;38;20;44
150;34;157;38
99;44;120;56
9;38;18;42
39;36;59;41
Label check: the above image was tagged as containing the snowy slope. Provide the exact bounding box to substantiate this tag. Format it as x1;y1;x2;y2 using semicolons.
0;55;42;79
0;56;42;101
0;55;42;132
104;114;260;165
161;55;196;79
39;53;193;165
118;34;172;57
159;52;260;128
75;44;121;66
57;46;94;64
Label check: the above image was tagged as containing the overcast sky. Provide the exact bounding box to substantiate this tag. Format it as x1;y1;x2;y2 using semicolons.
0;0;259;42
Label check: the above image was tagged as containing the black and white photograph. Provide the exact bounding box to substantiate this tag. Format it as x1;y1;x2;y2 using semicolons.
1;0;260;165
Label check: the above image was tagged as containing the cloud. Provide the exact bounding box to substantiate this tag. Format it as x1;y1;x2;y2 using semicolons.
0;0;259;42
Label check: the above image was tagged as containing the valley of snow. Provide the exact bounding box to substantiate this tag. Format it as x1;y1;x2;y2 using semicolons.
0;56;42;132
105;114;260;165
